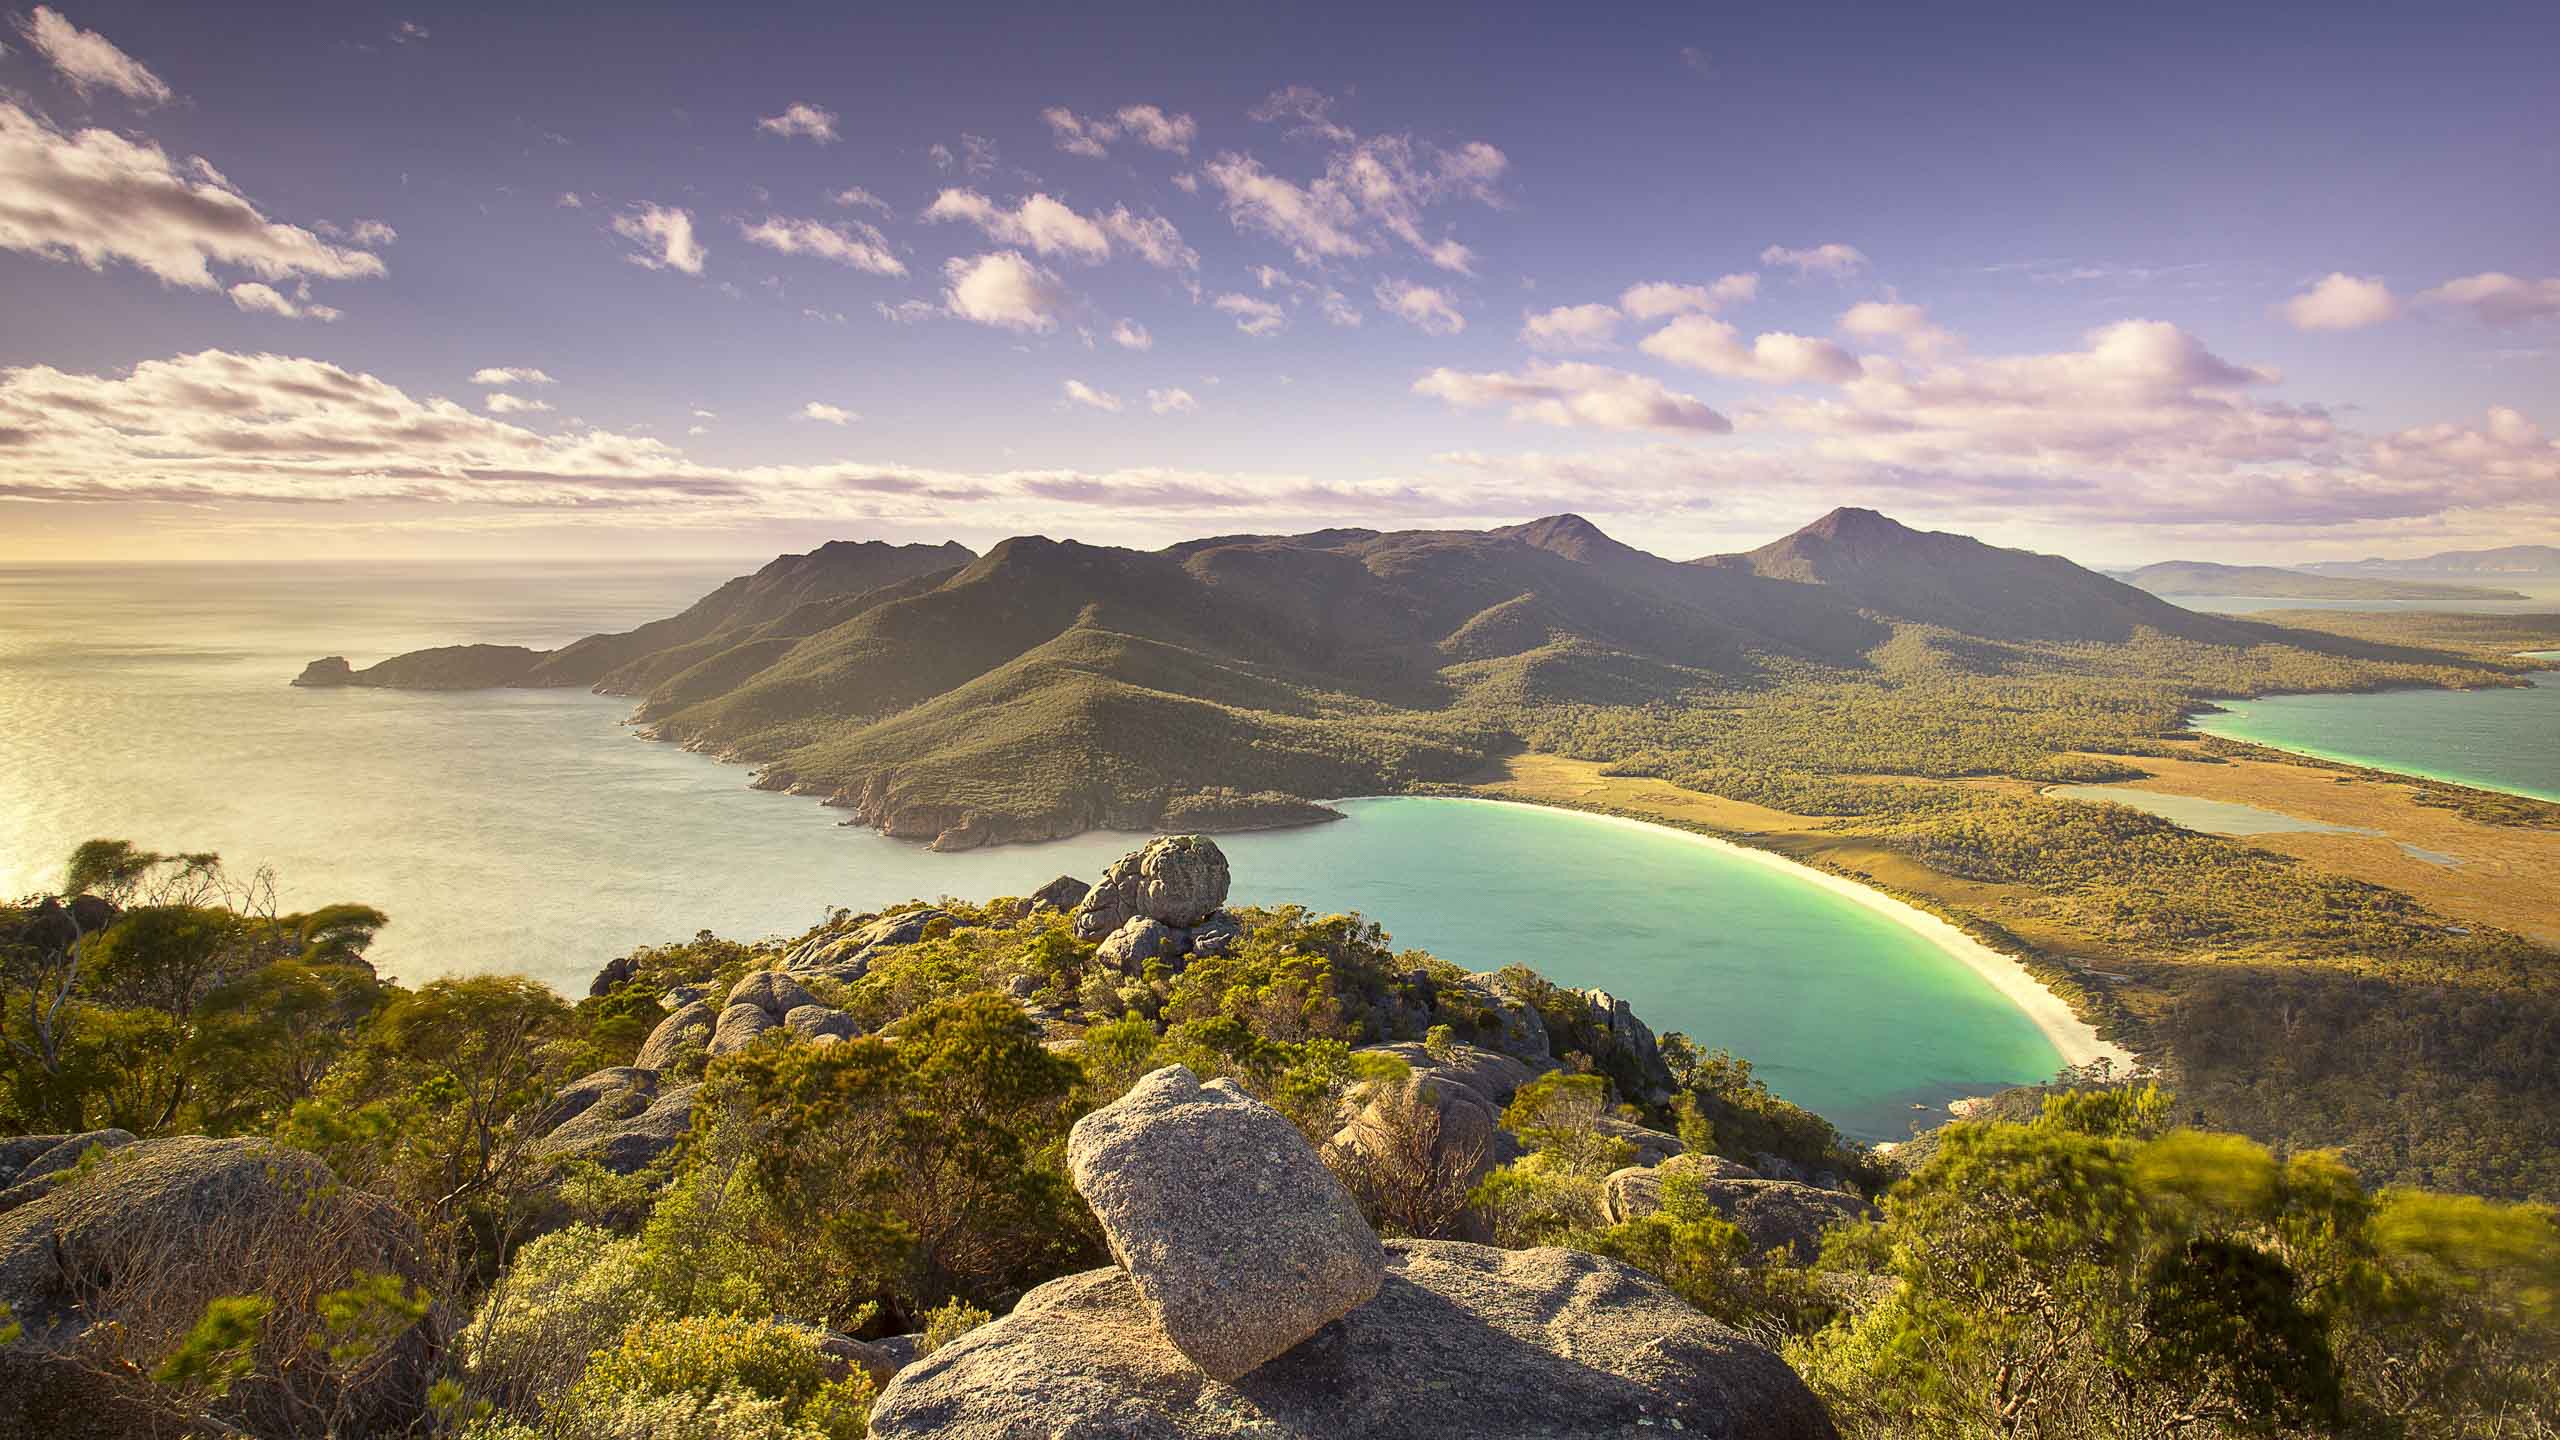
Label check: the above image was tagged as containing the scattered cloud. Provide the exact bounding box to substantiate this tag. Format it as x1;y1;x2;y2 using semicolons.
1620;274;1757;320
874;298;937;325
757;102;839;143
471;367;556;386
611;203;705;274
800;401;853;425
1043;103;1199;157
1213;292;1288;336
2418;272;2560;326
1207;89;1505;273
923;188;1194;269
2280;273;2398;331
739;215;905;275
0;102;388;290
1641;315;1863;383
484;393;551;414
556;191;584;208
1111;318;1153;350
1414;360;1731;433
391;20;429;45
18;7;171;103
1148;386;1199;414
1062;379;1123;412
1759;242;1868;279
1375;278;1465;335
227;282;336;321
1838;298;1958;358
1521;302;1620;351
928;134;999;175
941;250;1069;331
831;186;893;217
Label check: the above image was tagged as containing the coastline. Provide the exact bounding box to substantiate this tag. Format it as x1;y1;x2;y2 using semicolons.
1342;792;2133;1075
2190;672;2560;806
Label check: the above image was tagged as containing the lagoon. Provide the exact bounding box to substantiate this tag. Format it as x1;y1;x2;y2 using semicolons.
2;563;2069;1141
2191;656;2560;804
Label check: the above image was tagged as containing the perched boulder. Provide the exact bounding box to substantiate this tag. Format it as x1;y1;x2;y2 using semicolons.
1687;1179;1874;1263
708;1001;778;1056
868;1239;1838;1439
536;1083;702;1175
0;1137;440;1440
1356;1041;1537;1106
530;1068;659;1139
1067;1066;1383;1382
1097;916;1183;972
1030;874;1091;913
635;999;717;1070
1600;1153;1765;1224
1185;911;1244;958
1072;836;1232;939
729;968;817;1017
784;1004;860;1042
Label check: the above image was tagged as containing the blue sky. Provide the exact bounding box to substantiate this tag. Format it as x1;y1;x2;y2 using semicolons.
2;0;2554;565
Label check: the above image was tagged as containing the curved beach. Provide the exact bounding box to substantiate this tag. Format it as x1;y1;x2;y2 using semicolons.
1458;796;2133;1073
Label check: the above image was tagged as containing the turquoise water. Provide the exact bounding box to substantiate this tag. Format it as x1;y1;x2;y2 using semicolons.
2191;656;2560;803
1;564;2065;1139
2046;785;2378;836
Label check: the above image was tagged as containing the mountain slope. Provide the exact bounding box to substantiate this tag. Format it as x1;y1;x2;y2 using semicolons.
2117;560;2525;601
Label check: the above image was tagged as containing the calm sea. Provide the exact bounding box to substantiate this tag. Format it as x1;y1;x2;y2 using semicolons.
5;563;2079;1138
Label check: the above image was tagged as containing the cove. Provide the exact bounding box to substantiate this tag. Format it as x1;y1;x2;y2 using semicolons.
2191;655;2560;804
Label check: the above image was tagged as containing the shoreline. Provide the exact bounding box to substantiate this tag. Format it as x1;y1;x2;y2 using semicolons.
2189;674;2560;806
1335;792;2133;1075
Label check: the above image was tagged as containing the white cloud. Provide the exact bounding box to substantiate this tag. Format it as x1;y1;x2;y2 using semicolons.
1619;274;1757;320
556;191;584;209
391;20;428;44
2280;273;2398;331
471;367;556;386
1043;103;1199;157
0;101;388;290
1062;379;1122;412
1759;242;1868;279
800;401;853;425
739;215;906;276
1319;289;1363;328
928;134;999;175
1414;361;1731;433
1213;292;1288;336
1110;318;1152;350
1102;208;1197;269
1376;278;1465;335
18;7;170;103
1207;97;1504;275
227;282;335;321
1248;84;1356;143
1838;298;1958;358
611;204;704;275
924;190;1105;264
1147;386;1198;414
757;102;839;143
832;186;893;217
875;298;937;325
1641;315;1863;383
2418;272;2560;326
484;393;552;414
941;251;1069;332
1521;302;1620;350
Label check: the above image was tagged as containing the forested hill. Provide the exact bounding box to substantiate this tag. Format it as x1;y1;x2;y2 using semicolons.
291;508;2527;850
2115;559;2528;601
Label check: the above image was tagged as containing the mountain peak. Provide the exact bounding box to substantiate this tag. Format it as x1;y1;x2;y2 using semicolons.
1498;513;1632;562
1794;507;1917;544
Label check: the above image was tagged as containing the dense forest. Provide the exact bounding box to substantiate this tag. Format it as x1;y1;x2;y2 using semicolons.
4;839;2556;1438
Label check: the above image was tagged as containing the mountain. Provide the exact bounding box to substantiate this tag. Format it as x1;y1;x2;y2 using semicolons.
293;508;2418;849
2301;544;2560;579
2115;560;2526;601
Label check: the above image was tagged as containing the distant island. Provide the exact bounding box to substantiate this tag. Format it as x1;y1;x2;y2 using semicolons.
2299;543;2560;579
2112;559;2526;601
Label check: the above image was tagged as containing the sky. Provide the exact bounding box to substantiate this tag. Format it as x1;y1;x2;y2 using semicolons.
0;0;2555;568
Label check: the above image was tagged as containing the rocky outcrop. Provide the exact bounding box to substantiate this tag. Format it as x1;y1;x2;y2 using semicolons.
0;1137;440;1439
1684;1179;1874;1263
535;1082;702;1175
1186;911;1244;958
1581;987;1674;1103
634;999;717;1070
1072;836;1233;939
1356;1041;1538;1106
1600;1153;1765;1224
0;1129;138;1213
784;1004;860;1042
1066;1066;1384;1383
1595;1114;1688;1167
530;1068;658;1140
1453;970;1554;1068
708;1001;778;1056
729;968;816;1016
868;1239;1837;1439
1097;916;1184;972
291;644;546;690
1030;875;1091;912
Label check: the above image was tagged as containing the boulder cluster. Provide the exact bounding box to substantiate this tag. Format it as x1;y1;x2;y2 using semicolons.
1068;834;1246;968
868;1063;1840;1438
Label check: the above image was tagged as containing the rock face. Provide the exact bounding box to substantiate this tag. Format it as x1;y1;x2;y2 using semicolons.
635;999;717;1070
1582;988;1674;1102
1071;836;1232;939
1457;970;1554;1067
1066;1066;1383;1382
0;1137;440;1439
536;1082;702;1175
868;1239;1839;1440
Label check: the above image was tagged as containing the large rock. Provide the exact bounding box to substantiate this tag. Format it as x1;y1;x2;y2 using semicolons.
1185;911;1244;958
1453;970;1554;1068
850;907;949;949
0;1130;138;1213
1030;874;1091;912
536;1082;702;1175
1582;988;1674;1102
708;1001;778;1056
634;998;717;1070
1686;1179;1874;1263
729;968;817;1016
1067;1066;1383;1382
784;1004;861;1041
1594;1114;1687;1167
0;1136;68;1189
1356;1041;1537;1106
868;1239;1838;1439
1328;1072;1503;1240
1096;915;1183;972
1071;836;1232;939
1600;1152;1765;1224
0;1137;440;1440
530;1068;659;1139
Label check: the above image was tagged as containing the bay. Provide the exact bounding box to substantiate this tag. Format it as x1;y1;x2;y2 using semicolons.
2190;655;2560;804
